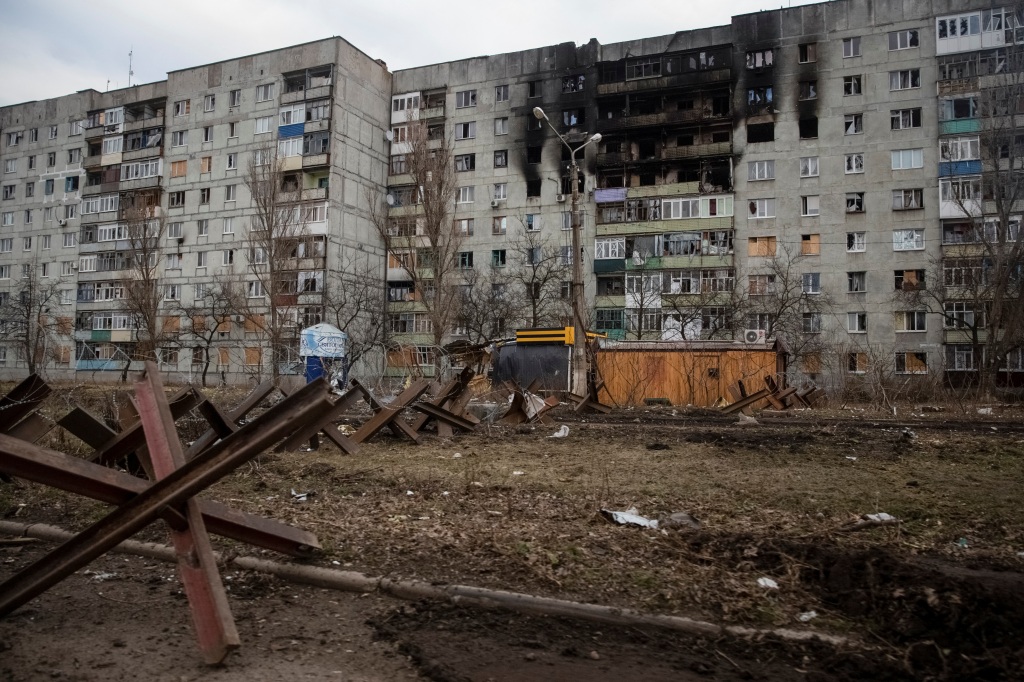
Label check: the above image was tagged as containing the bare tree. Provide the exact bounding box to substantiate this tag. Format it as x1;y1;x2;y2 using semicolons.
120;191;167;375
176;280;239;387
507;222;570;328
0;259;72;375
370;120;461;372
457;263;526;345
320;247;387;370
243;143;318;383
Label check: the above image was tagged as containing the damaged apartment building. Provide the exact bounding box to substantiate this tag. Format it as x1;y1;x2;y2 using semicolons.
1;0;1021;387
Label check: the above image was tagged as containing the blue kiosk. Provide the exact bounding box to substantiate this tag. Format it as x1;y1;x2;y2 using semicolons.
300;323;349;388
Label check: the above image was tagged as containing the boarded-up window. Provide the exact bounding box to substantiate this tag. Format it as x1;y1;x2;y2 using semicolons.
244;314;265;333
216;316;231;334
747;236;777;257
217;347;230;367
200;156;212;173
170;160;187;178
803;353;821;374
192;315;207;331
192;347;204;365
56;346;71;364
244;347;262;366
56;317;73;335
162;316;181;333
801;234;821;255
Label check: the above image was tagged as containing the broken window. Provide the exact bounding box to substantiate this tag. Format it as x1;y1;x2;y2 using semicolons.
799;117;818;139
747;87;773;113
746;49;774;69
561;75;585;93
799;80;817;100
747;123;774;143
846;193;865;213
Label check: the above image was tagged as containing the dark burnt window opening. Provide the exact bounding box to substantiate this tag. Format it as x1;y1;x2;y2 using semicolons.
604;140;622;153
678;134;695;147
712;95;730;116
711;131;730;143
527;146;542;164
638;140;657;159
526;180;542;197
639;173;656;186
562;109;585;127
799;117;819;139
677;99;695;111
602;175;625;188
747;123;775;143
747;87;773;114
528;80;541;98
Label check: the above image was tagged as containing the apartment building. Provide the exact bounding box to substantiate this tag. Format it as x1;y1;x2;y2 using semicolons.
0;1;1020;387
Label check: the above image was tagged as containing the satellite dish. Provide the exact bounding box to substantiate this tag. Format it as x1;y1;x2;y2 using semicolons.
384;130;394;142
385;194;395;206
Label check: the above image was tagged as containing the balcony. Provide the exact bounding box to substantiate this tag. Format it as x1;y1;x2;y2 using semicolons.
83;154;104;170
302;153;330;169
594;295;626;308
596;68;731;96
596;216;734;236
124;116;164;133
121;147;162;163
119;176;161;193
81;181;121;197
594;259;624;274
596;141;730;166
592;108;728;133
940;119;982;135
84;126;107;141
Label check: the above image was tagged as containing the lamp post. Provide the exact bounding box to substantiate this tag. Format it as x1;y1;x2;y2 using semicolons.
533;107;601;397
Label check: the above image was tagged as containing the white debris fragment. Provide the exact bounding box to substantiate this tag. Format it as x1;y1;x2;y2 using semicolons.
442;491;450;496
601;508;659;529
452;452;462;459
798;611;818;622
549;425;570;438
406;490;415;496
845;456;858;461
757;577;779;590
978;407;993;415
290;488;311;502
512;471;525;476
864;512;897;523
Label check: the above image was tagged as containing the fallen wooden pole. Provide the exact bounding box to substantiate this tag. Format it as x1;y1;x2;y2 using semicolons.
0;520;848;647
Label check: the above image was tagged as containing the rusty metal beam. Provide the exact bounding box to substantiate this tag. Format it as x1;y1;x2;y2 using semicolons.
135;364;239;664
0;375;51;433
0;434;321;556
276;386;362;455
185;382;275;459
7;413;55;443
0;377;332;617
410;402;478;432
57;407;118;449
89;387;201;466
350;379;427;444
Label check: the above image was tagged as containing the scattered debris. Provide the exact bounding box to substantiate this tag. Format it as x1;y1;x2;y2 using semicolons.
721;376;822;415
845;456;858;461
736;413;759;426
549;425;570;439
798;611;818;622
512;471;525;476
900;428;917;442
839;512;900;532
978;407;993;415
600;508;659;529
955;537;969;549
290;489;314;502
659;512;702;531
757;577;779;590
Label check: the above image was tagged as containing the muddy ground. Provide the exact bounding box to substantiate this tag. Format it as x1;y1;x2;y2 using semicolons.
2;386;1024;680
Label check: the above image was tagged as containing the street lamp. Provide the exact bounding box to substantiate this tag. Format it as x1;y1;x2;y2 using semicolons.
533;107;602;397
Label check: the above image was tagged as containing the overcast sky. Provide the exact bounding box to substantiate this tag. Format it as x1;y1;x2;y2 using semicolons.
0;0;819;107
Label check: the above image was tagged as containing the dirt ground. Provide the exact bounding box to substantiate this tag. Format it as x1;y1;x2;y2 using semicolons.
2;385;1024;680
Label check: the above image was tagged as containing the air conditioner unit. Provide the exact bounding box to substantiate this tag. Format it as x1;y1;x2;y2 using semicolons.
743;329;767;344
555;194;566;203
490;199;500;208
57;219;67;227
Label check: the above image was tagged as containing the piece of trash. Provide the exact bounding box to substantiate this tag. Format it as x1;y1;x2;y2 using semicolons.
332;560;340;566
290;488;313;502
549;425;569;438
978;407;993;415
900;428;916;441
864;513;897;523
600;508;659;529
470;481;483;487
338;424;355;435
1017;551;1024;558
845;456;858;461
798;611;818;622
452;452;462;459
757;577;779;590
512;471;525;476
406;490;415;496
85;571;119;582
659;511;702;530
442;491;450;496
955;537;969;549
736;413;758;426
